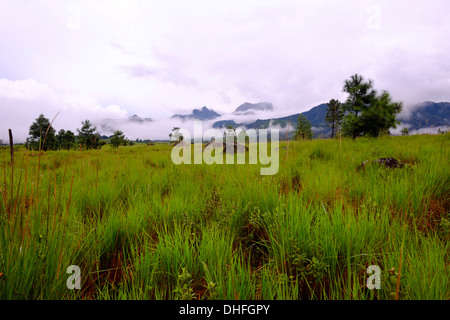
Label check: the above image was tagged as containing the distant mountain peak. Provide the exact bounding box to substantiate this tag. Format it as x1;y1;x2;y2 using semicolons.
129;114;152;123
171;106;221;121
233;102;274;115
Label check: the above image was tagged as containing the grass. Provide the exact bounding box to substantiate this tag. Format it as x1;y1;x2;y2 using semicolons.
0;133;449;300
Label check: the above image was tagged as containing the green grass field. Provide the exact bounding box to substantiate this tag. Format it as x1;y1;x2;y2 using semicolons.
0;133;448;300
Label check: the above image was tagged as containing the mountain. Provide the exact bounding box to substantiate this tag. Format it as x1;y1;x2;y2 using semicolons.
171;106;221;121
93;100;448;141
213;101;449;137
213;103;330;136
96;114;152;135
128;114;152;123
270;103;328;127
232;102;274;115
398;101;450;130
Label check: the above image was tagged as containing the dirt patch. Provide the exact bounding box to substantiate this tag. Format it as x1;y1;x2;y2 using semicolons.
419;198;449;234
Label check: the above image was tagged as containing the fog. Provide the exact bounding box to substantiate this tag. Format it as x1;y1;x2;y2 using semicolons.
1;1;449;143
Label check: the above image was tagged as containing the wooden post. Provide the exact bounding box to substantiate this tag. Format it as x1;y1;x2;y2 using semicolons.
8;129;13;164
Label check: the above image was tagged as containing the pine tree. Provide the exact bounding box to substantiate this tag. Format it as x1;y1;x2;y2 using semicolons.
77;120;101;150
325;99;343;138
295;114;313;140
110;130;127;148
341;74;402;138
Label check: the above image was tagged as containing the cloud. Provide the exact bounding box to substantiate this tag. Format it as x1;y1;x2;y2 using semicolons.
121;64;198;87
0;78;53;101
0;78;130;143
1;0;449;142
391;124;450;136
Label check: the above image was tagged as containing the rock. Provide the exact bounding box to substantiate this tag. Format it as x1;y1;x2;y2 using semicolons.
375;157;404;169
357;157;404;172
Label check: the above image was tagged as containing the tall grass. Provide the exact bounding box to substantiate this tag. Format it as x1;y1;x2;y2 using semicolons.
0;133;448;300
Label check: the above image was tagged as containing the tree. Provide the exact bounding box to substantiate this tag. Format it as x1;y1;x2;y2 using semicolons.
26;114;57;151
360;91;402;137
340;74;377;139
295;114;313;140
401;127;409;136
325;99;343;138
77;120;101;150
57;129;76;150
224;125;237;142
110;130;127;148
340;74;402;138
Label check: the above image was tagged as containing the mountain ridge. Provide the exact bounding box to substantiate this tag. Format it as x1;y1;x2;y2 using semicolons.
171;106;221;121
212;101;449;137
94;100;449;140
232;102;274;115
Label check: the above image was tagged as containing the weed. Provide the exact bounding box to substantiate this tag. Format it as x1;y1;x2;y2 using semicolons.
173;267;195;300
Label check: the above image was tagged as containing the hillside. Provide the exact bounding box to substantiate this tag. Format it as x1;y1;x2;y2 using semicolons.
213;103;330;137
398;101;450;130
212;101;449;137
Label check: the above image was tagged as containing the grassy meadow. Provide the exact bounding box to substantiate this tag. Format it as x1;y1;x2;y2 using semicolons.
0;133;449;300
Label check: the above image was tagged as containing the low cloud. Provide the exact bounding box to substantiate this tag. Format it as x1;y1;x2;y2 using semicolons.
0;78;130;143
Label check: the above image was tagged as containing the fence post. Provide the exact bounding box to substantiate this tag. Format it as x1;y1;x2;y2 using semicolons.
8;129;13;165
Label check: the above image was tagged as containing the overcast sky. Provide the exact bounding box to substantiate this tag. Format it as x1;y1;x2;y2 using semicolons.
1;0;449;142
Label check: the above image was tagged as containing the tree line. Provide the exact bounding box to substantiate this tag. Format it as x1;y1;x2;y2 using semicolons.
25;73;404;151
25;114;131;151
295;73;403;140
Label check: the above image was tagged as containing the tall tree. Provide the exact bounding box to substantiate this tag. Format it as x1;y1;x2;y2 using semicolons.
340;74;377;139
57;129;76;150
26;114;57;151
340;74;402;138
361;91;403;137
295;114;313;140
110;130;127;148
77;120;101;150
325;99;343;138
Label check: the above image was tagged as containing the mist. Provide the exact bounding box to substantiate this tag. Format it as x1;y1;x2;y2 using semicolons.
1;1;449;143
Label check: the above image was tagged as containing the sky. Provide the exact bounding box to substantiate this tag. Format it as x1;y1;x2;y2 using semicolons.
1;0;449;142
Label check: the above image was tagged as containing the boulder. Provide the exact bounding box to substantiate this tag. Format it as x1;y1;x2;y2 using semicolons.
374;157;404;169
357;157;404;172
